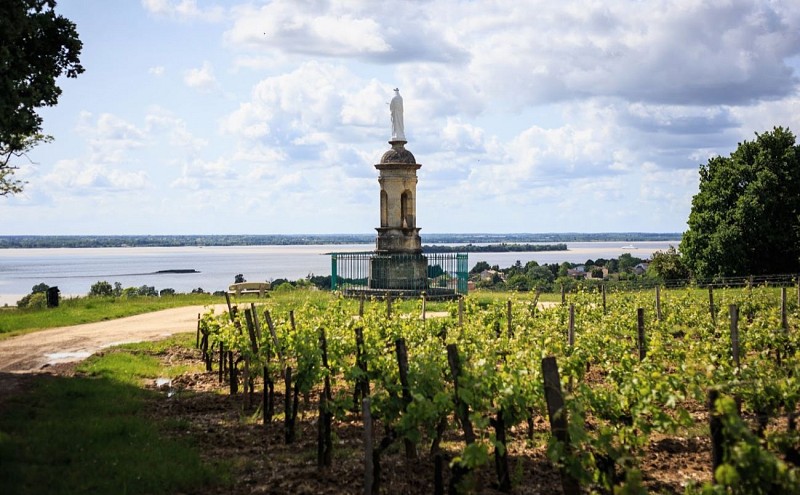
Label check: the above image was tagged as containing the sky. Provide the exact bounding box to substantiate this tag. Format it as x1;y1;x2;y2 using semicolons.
2;0;800;236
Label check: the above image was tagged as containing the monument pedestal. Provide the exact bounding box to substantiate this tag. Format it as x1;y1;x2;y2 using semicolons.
368;252;427;291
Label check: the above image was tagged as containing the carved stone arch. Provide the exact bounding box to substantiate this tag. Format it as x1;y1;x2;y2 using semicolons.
401;189;413;228
380;190;388;228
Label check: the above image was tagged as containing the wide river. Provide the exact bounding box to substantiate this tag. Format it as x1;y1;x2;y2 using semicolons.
0;241;680;305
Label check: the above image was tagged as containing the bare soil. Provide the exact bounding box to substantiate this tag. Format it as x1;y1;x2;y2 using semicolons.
138;344;713;494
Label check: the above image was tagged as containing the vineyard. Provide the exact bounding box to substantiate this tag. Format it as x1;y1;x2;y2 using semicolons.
195;286;800;494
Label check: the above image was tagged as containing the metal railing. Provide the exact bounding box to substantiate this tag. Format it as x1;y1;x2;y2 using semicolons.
330;251;468;296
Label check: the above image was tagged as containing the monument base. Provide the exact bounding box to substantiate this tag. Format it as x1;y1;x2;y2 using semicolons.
369;253;427;291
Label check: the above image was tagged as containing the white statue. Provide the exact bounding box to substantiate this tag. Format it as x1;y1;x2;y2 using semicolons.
390;88;405;141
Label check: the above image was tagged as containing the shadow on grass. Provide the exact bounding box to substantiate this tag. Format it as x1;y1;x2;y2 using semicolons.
0;371;227;495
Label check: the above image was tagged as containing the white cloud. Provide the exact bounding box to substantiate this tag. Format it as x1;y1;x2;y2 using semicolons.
403;1;799;108
170;157;237;190
224;1;467;63
141;0;224;22
145;108;208;150
221;61;377;150
43;159;149;193
183;61;219;92
225;3;388;56
76;112;148;164
148;65;165;76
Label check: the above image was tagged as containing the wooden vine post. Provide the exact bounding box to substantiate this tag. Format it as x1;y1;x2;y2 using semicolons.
541;356;580;495
708;286;716;327
568;304;575;347
243;308;262;409
264;310;285;371
781;286;789;331
637;308;646;361
446;343;475;494
228;350;238;395
492;348;512;492
226;305;239;395
507;299;513;338
218;341;225;383
353;327;370;412
655;286;662;321
362;397;374;495
318;328;333;468
284;366;296;444
729;305;740;369
708;388;723;478
602;284;607;315
395;338;416;460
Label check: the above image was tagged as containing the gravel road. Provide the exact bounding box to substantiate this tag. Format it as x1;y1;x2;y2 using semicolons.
0;304;227;373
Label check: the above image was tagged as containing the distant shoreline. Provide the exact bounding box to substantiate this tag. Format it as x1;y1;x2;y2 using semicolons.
423;243;568;253
0;233;682;249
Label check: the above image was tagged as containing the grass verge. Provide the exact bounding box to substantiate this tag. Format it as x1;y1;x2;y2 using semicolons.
0;334;229;494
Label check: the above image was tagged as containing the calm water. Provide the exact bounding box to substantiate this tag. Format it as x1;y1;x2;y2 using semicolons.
0;241;679;305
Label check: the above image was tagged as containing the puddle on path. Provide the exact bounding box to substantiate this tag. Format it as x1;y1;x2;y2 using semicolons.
45;351;91;362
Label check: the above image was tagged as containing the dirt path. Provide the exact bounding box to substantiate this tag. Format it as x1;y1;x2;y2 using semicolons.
0;304;227;373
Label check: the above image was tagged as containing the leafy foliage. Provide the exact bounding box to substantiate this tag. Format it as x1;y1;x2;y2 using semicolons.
0;0;84;194
89;280;113;297
647;245;689;281
681;127;800;278
199;285;800;493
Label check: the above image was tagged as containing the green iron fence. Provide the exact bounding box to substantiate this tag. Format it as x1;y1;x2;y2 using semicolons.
330;251;468;297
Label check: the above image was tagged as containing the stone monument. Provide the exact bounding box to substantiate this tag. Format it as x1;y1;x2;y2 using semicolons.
368;89;427;291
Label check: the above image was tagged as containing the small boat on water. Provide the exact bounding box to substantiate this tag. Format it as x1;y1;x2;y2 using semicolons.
621;244;637;249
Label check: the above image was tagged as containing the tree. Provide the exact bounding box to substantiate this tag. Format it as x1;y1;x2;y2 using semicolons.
31;282;49;293
1;0;84;195
527;265;554;284
470;261;490;274
681;127;800;278
618;253;642;273
505;273;531;291
647;246;689;281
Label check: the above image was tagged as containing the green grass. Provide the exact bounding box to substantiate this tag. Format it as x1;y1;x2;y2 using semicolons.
0;334;228;495
0;293;224;338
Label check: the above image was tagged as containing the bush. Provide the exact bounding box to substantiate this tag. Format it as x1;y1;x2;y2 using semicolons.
89;280;113;297
136;285;157;297
121;287;139;298
273;282;296;292
17;292;47;309
159;288;175;297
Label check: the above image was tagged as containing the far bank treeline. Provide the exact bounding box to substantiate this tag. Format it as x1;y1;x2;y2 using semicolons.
422;243;566;253
0;233;679;249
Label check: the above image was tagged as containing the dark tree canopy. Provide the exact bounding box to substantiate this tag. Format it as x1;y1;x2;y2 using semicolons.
680;127;800;279
0;0;83;195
